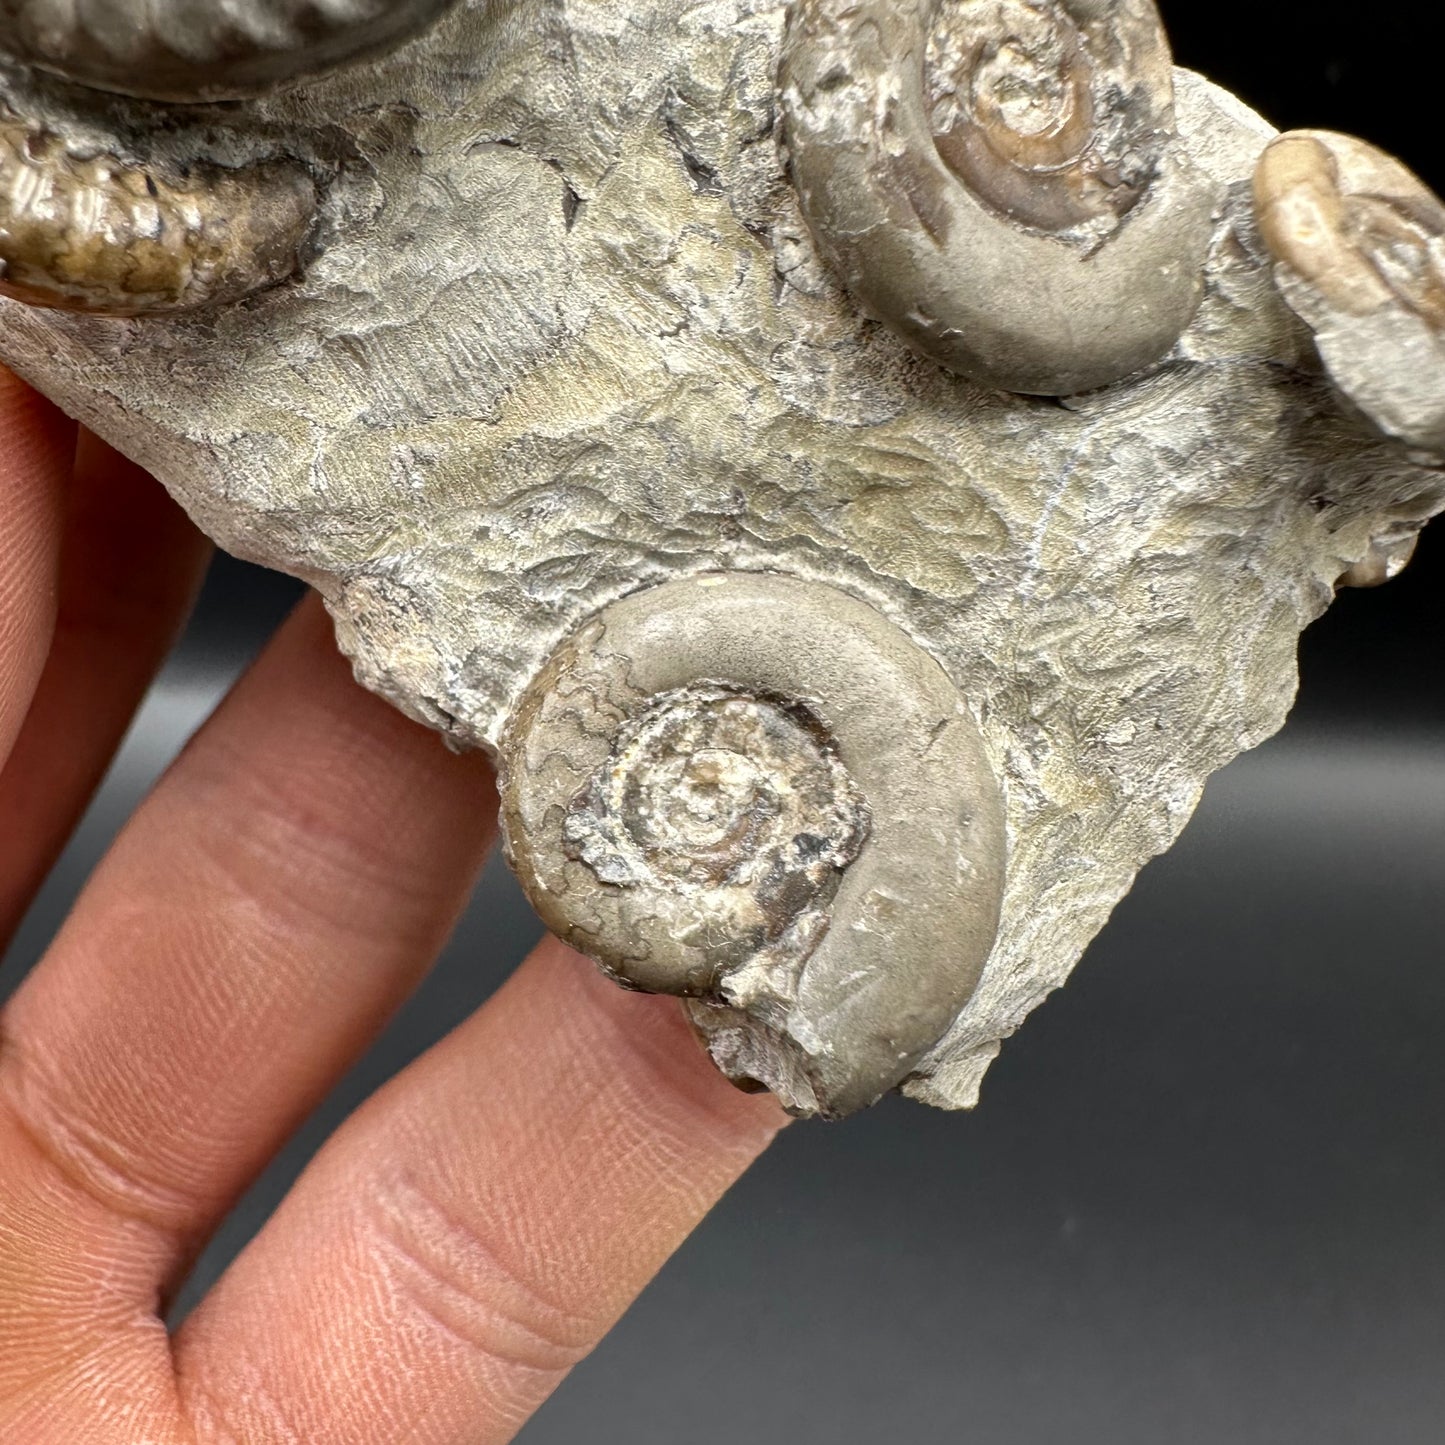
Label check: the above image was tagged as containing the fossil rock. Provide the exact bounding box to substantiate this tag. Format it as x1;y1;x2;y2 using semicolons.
1;0;1441;1116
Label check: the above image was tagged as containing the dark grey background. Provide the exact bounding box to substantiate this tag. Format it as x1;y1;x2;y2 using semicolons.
3;4;1442;1441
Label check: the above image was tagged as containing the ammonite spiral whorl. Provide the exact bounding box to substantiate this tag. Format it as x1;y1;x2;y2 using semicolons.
563;684;871;993
499;573;1007;1119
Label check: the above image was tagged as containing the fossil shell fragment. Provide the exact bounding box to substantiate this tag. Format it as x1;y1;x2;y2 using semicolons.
780;0;1221;395
1255;129;1445;459
0;109;318;315
0;0;461;103
499;573;1007;1119
1338;532;1419;590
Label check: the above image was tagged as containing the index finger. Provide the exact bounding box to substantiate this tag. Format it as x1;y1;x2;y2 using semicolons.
174;939;788;1445
0;366;73;764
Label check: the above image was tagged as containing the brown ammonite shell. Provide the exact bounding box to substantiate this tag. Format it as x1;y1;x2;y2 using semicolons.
1254;128;1445;457
0;109;318;315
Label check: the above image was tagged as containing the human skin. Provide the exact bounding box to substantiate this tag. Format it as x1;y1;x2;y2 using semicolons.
0;363;787;1444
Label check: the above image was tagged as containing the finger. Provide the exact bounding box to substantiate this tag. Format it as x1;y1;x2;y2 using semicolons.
0;596;497;1281
0;430;211;942
175;938;787;1445
0;367;74;767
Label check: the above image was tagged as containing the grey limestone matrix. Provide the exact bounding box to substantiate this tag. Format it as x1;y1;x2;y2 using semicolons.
3;0;1442;1118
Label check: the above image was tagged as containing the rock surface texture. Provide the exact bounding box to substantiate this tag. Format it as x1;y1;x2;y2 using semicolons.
2;0;1441;1115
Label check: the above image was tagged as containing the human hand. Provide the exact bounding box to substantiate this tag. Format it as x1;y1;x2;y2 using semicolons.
0;365;787;1444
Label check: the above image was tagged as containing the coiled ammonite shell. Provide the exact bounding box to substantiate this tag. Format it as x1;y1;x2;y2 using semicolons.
2;0;1441;1115
780;0;1220;394
560;683;871;979
1255;129;1445;459
501;573;1006;1117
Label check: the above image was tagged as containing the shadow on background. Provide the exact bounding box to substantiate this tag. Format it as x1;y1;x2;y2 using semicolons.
2;3;1443;1440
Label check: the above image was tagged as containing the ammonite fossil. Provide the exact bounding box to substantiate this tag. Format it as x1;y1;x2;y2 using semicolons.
780;0;1219;394
2;0;1441;1117
0;0;462;101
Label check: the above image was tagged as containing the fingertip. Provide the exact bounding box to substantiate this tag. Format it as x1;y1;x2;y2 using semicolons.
535;938;792;1149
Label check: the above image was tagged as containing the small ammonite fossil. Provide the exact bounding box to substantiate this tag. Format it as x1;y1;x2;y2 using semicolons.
779;0;1221;394
0;0;455;318
1;0;1442;1116
1255;128;1445;460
